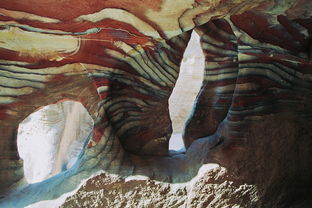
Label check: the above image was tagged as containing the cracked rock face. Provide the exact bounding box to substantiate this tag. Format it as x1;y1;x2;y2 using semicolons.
0;0;312;207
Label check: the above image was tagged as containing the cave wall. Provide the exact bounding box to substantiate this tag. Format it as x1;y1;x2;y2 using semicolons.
0;0;312;207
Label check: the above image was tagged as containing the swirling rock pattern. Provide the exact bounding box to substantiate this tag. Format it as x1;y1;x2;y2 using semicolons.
0;0;311;207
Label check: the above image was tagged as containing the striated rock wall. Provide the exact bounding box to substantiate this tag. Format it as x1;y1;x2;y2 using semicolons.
0;0;311;207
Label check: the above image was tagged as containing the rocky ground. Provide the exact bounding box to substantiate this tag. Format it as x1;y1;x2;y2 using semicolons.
61;165;259;208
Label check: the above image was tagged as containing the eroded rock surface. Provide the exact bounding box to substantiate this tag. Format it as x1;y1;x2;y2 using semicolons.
60;113;312;208
61;165;259;208
0;0;311;207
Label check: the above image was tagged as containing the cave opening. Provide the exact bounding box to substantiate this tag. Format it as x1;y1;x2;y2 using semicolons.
168;30;205;154
17;101;94;184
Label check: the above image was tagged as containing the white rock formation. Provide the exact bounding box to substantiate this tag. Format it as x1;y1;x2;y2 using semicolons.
17;101;94;183
169;31;205;152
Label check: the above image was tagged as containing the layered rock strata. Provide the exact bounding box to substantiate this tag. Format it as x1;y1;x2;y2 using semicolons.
0;0;311;207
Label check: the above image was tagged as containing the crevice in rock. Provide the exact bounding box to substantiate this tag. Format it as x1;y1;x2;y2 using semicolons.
168;30;205;155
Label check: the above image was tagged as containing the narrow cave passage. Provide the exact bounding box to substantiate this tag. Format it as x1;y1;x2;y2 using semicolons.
168;30;205;154
17;101;94;184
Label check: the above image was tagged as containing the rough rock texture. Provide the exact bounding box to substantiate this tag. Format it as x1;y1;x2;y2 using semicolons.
61;165;258;208
0;0;312;208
